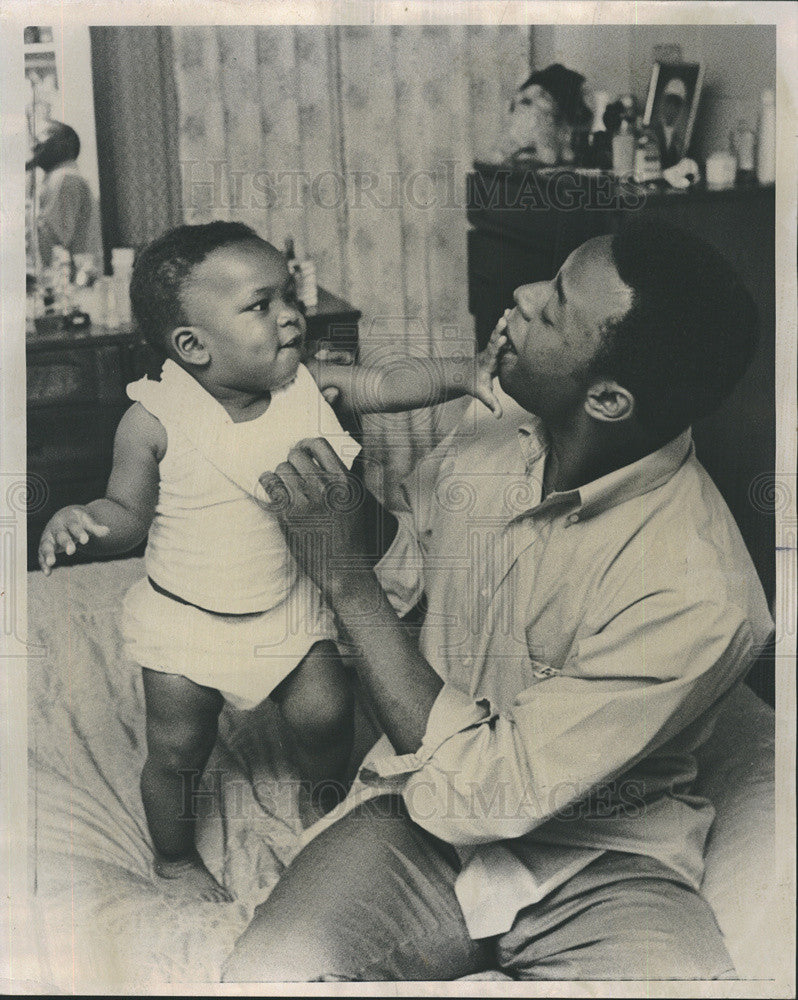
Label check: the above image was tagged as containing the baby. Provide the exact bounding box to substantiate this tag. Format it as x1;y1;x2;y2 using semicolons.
38;221;504;902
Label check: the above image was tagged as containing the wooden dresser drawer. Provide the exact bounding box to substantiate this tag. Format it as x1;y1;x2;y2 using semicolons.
27;344;127;406
27;404;124;482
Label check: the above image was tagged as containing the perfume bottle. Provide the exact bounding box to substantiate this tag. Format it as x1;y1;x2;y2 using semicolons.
111;247;135;326
612;118;635;179
633;121;662;184
285;236;317;309
284;236;299;276
756;89;776;185
731;121;756;184
51;245;73;318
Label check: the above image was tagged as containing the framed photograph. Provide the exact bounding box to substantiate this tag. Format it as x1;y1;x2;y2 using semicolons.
643;61;704;167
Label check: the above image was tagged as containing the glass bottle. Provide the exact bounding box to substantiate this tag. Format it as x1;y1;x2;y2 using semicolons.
633;121;662;183
756;90;776;185
612;118;635;179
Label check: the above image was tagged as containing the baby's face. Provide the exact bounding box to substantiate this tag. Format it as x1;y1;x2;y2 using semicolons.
181;240;306;394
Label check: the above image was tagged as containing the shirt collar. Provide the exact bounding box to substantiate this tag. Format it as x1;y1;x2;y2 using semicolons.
45;160;80;181
516;420;694;523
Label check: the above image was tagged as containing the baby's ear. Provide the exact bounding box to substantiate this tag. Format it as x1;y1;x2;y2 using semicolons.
171;326;210;367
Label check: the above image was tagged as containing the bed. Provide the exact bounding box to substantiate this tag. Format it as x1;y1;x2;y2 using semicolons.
27;558;777;988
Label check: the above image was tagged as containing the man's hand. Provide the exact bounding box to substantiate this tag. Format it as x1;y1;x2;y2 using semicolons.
473;315;508;418
262;439;442;755
38;505;110;575
259;438;368;599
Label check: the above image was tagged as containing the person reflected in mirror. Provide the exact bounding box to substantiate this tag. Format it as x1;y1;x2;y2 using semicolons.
27;120;102;272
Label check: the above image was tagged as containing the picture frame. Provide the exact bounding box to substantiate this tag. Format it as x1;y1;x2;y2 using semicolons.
643;60;704;167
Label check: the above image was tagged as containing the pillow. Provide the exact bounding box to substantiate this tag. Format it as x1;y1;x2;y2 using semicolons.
460;684;778;982
693;683;776;979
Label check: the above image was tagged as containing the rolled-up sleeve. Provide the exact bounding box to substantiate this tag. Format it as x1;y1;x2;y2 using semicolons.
363;593;761;848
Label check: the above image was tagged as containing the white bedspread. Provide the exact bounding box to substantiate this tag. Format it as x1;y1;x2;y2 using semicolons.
27;557;779;988
28;558;309;989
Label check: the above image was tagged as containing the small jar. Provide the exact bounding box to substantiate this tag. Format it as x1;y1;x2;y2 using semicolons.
706;151;737;190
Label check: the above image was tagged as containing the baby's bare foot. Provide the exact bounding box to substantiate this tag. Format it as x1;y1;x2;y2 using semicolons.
154;851;233;902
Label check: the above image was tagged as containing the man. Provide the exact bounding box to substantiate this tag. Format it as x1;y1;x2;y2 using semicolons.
653;76;690;167
27;120;102;270
223;220;773;981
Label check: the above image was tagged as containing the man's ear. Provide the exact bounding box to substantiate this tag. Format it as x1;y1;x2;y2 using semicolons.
170;327;210;367
584;379;635;423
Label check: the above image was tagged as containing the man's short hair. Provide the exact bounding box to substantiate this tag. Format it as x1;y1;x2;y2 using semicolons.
38;121;80;168
130;221;264;358
591;219;759;437
54;122;80;161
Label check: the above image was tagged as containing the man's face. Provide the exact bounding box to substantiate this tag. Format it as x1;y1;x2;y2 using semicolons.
497;237;634;422
180;240;306;394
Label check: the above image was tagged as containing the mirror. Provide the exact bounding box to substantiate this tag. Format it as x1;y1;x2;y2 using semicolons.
25;24;104;332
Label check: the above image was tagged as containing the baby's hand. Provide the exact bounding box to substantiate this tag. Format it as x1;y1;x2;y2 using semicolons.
473;314;508;419
38;505;110;575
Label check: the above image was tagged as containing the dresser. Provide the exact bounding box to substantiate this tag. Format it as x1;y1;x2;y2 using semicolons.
467;166;776;702
26;288;360;570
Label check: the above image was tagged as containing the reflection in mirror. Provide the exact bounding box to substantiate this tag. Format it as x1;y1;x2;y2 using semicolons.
25;25;103;334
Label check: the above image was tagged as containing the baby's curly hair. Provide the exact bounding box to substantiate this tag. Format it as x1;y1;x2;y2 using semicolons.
130;221;265;358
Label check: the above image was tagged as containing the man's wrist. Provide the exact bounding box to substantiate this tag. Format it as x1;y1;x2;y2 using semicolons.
326;566;380;611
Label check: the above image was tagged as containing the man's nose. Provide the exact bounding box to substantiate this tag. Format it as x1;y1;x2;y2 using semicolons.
513;283;538;309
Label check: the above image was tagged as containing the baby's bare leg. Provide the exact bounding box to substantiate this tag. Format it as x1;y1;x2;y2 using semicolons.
271;640;354;815
140;667;231;902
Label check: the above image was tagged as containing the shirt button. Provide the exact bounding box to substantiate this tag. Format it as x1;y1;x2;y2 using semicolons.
567;513;579;525
463;657;473;667
480;586;490;597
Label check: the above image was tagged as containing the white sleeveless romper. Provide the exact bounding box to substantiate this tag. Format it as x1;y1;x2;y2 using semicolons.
120;359;360;708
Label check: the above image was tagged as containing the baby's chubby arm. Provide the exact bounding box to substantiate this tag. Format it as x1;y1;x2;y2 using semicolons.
306;321;508;418
38;403;166;575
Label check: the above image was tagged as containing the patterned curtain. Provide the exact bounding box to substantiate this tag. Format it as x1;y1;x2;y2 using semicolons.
171;25;530;498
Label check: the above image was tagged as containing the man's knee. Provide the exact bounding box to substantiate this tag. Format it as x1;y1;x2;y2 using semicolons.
223;796;453;982
277;644;354;745
221;906;348;982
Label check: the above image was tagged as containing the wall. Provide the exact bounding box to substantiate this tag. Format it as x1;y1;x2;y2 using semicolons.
534;24;776;163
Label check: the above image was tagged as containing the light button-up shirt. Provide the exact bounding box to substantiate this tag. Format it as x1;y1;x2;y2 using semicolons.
365;394;773;939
